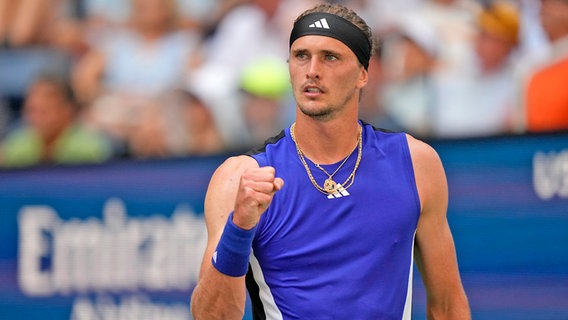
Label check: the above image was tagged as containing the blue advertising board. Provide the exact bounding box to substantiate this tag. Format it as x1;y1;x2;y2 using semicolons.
418;133;568;320
0;133;567;319
0;156;223;320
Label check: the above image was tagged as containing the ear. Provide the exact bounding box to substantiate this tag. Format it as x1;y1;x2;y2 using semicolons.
356;67;368;89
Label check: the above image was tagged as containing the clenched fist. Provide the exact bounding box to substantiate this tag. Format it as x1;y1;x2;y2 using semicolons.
232;166;284;230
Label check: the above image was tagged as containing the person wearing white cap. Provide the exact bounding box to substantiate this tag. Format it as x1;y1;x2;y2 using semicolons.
380;13;440;137
433;0;522;138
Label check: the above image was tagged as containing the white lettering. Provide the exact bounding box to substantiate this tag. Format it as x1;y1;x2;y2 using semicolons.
18;206;59;296
533;150;568;200
18;198;207;297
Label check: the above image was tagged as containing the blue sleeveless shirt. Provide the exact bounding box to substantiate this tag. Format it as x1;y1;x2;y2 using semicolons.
245;122;420;320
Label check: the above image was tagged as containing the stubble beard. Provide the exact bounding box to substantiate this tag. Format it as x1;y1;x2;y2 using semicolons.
296;88;357;121
298;102;336;121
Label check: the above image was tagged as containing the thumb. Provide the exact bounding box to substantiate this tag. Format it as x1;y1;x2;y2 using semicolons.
273;177;284;191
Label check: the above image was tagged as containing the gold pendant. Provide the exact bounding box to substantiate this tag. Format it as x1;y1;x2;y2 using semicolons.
323;178;338;193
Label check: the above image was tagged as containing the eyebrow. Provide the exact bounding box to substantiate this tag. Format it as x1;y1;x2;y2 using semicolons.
291;48;307;55
291;48;343;57
321;49;342;57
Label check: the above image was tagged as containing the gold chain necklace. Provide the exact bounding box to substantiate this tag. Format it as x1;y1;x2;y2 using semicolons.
314;150;352;190
290;123;363;195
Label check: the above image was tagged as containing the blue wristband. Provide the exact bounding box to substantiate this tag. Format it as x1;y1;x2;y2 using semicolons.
212;212;256;277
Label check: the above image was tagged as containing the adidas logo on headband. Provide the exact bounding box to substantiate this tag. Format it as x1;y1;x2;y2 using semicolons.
309;18;330;29
290;12;371;69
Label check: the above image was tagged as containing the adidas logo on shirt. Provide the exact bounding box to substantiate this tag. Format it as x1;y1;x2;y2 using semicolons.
309;18;330;29
327;184;350;199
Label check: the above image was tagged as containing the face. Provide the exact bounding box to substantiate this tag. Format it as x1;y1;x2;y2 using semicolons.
244;95;281;127
540;0;568;42
383;36;433;81
289;35;368;120
184;96;214;132
24;81;73;142
132;0;175;30
474;30;515;72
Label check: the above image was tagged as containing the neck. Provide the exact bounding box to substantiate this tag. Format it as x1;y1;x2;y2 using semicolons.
292;116;361;165
136;24;172;41
41;131;64;162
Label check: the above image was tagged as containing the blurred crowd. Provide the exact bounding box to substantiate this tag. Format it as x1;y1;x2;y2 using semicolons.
0;0;567;168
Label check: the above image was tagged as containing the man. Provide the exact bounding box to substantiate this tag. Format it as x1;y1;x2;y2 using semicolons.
433;0;521;138
380;14;439;138
239;57;292;147
191;3;470;319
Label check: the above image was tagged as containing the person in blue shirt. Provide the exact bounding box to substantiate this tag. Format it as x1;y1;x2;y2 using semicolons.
191;3;470;319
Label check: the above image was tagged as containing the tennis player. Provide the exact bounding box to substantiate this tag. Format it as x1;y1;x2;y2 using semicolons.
191;3;470;319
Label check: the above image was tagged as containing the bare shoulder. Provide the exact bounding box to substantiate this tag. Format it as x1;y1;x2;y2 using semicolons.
207;154;259;205
405;134;448;210
405;134;442;166
204;155;259;234
211;155;260;184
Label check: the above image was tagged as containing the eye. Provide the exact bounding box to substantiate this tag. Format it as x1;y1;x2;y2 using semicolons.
325;54;338;61
295;52;308;60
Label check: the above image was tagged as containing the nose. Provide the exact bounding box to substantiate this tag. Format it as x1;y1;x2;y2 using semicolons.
306;57;321;80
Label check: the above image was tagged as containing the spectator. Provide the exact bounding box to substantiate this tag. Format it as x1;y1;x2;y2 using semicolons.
379;15;439;137
49;0;122;62
0;0;56;47
72;0;200;152
238;57;292;147
515;0;550;62
523;0;568;132
408;0;481;78
357;45;387;128
70;0;218;44
128;88;226;158
0;73;112;167
0;0;71;119
340;0;424;34
172;89;225;155
433;0;521;138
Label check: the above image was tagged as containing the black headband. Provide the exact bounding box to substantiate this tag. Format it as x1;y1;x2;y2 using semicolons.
289;12;372;70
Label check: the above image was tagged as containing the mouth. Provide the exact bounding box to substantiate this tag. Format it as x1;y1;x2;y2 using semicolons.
302;84;324;96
